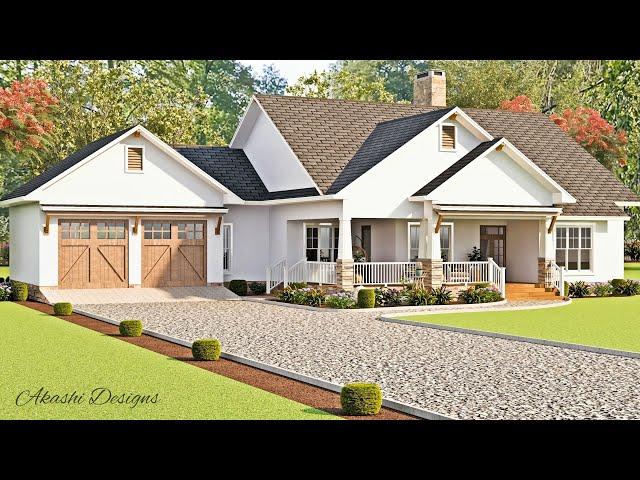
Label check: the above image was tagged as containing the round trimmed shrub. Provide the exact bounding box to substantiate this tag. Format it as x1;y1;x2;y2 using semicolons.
357;288;376;308
53;302;73;316
119;320;143;337
228;279;247;296
340;383;382;416
11;281;28;301
192;339;221;361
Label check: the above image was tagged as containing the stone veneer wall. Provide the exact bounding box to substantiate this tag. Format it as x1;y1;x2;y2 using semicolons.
418;259;443;288
336;259;354;292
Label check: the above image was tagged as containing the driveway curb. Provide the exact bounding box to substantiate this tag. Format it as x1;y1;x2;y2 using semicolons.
75;307;454;420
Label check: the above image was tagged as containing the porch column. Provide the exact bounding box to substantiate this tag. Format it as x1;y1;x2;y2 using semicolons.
417;203;443;288
537;217;555;288
336;218;354;291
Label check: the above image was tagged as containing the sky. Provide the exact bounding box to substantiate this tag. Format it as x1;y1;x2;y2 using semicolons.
239;60;337;84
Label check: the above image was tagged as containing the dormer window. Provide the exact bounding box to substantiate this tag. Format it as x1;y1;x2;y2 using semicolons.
126;146;144;172
440;124;456;151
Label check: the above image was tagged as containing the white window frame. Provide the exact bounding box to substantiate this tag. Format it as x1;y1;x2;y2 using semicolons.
303;222;339;262
223;223;233;272
124;144;145;174
554;223;594;274
439;123;457;152
407;221;454;261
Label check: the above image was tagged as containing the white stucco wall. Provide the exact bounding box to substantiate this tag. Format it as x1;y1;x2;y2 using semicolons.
242;111;316;192
351;219;397;261
38;134;225;207
559;219;624;283
341;119;483;219
222;205;270;281
429;150;555;206
8;203;41;285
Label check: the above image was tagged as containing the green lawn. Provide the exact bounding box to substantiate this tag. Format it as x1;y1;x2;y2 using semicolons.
0;266;8;278
624;262;640;280
0;302;337;420
399;295;640;353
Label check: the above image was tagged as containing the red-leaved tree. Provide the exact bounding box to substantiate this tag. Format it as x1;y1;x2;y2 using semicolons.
500;95;538;112
550;107;628;170
0;78;58;159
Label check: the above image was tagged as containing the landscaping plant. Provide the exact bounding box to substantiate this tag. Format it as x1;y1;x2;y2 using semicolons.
192;339;222;361
611;279;640;296
458;284;502;304
340;383;382;416
374;287;401;307
287;282;307;290
10;281;28;301
357;288;376;308
625;240;640;261
277;287;325;307
402;284;434;306
592;282;613;297
53;302;73;316
119;320;143;337
228;279;248;296
467;246;483;261
431;285;453;305
325;292;356;309
248;281;266;295
568;281;591;298
0;283;11;301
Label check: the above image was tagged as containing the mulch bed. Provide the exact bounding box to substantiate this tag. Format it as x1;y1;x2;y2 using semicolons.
19;301;416;421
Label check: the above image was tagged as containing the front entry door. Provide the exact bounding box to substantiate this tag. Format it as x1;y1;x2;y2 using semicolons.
480;225;506;266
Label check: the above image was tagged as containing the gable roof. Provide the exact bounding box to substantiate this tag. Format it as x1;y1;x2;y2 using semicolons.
256;94;639;216
1;126;135;201
327;107;454;194
173;145;319;201
414;139;502;196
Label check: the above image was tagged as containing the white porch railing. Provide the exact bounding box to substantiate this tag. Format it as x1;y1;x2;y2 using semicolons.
305;261;336;285
266;257;287;294
354;262;419;286
545;260;565;293
443;258;506;298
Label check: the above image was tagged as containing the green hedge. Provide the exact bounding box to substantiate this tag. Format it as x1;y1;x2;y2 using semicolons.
119;320;143;337
228;279;247;296
11;281;28;301
53;302;73;316
340;383;382;416
248;281;266;295
192;339;221;361
357;288;376;308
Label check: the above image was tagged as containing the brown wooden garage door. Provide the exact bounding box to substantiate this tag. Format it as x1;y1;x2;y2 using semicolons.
142;220;207;287
58;219;128;288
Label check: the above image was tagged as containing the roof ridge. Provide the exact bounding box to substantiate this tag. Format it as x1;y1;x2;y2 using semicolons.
374;107;455;126
172;144;232;149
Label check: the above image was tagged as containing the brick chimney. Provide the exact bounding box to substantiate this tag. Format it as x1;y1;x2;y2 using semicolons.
413;70;446;107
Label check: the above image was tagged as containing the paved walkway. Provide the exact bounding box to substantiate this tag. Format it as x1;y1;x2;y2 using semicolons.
78;300;640;420
42;286;238;304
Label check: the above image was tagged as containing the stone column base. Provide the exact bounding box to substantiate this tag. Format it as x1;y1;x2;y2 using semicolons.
417;258;443;289
537;257;553;288
336;259;354;292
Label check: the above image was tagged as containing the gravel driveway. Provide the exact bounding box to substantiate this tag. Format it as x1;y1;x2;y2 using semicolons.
78;300;640;420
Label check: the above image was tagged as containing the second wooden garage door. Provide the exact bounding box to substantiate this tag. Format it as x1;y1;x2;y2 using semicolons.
142;221;207;287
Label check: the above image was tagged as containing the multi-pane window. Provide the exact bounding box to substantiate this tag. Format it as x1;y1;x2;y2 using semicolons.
178;222;204;240
60;222;89;239
144;222;171;239
556;226;592;271
409;223;453;261
305;225;339;262
223;224;232;271
97;221;125;239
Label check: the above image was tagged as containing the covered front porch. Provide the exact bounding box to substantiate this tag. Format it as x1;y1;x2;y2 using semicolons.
265;204;566;297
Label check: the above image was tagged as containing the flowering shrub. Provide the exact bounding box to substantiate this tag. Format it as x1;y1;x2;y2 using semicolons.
458;285;502;304
374;287;402;307
325;292;356;309
0;283;11;301
277;286;325;307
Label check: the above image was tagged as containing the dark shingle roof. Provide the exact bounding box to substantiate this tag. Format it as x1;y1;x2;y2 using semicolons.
414;139;502;196
174;145;319;201
256;94;639;216
327;108;454;194
1;127;134;201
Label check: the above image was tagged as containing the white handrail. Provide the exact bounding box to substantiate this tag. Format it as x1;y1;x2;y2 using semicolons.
546;260;564;294
353;262;419;286
266;257;287;294
443;259;505;298
288;258;307;284
487;257;506;299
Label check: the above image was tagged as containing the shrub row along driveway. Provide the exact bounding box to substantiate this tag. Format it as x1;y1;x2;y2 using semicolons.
79;300;640;420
